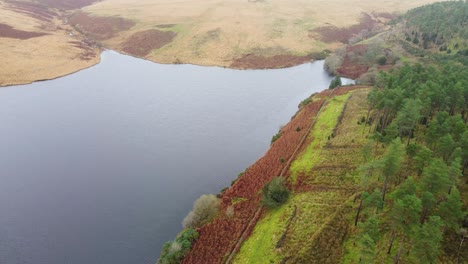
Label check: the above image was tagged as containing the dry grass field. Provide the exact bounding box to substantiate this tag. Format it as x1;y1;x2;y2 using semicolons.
0;0;442;85
82;0;442;68
0;0;100;86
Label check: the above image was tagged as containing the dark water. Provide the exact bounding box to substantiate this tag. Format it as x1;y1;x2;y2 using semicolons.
0;50;353;264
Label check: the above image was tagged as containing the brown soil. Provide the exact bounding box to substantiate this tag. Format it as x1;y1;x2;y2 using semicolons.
311;13;378;43
337;44;369;79
69;11;135;40
230;53;313;69
121;29;176;57
0;23;48;39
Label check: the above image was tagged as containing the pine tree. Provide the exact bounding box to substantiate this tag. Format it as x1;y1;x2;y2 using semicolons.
411;216;444;263
437;187;463;231
396;99;422;144
381;138;405;202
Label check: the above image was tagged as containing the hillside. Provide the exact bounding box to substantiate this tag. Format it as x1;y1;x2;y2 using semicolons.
79;0;440;68
160;2;468;263
0;0;442;86
0;0;100;86
402;1;467;55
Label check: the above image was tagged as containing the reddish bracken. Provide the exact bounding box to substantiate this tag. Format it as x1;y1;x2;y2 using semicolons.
337;44;370;79
0;23;48;39
69;12;135;40
230;54;313;69
121;30;177;57
311;13;378;44
4;0;57;22
181;86;364;264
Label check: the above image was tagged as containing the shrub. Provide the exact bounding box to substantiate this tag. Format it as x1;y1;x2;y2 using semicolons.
329;76;342;89
182;194;220;228
377;56;387;65
261;177;290;208
324;48;345;75
271;132;282;144
158;227;199;264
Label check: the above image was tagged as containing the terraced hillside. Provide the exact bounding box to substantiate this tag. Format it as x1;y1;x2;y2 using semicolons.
160;86;369;264
233;88;370;263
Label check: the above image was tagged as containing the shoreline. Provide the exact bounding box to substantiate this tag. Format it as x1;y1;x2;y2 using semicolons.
0;56;102;88
1;49;320;87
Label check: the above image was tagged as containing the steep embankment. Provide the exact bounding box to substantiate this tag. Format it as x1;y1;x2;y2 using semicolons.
0;0;100;86
232;87;370;264
170;86;368;263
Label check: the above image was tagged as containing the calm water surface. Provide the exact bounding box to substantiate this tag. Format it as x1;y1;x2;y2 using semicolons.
0;51;353;264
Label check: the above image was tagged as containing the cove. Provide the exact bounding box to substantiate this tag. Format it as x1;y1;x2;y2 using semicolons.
0;50;353;264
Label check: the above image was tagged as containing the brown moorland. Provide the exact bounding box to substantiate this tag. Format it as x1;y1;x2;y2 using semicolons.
311;13;380;43
230;53;313;69
0;0;100;86
69;11;135;41
36;0;100;10
121;29;176;57
1;0;442;85
0;23;48;39
81;0;441;68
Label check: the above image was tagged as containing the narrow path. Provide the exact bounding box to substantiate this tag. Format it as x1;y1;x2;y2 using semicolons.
224;87;339;264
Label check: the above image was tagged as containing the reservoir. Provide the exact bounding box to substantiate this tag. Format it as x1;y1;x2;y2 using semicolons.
0;50;353;264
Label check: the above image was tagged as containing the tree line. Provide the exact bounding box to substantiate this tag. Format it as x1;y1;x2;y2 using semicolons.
353;61;467;263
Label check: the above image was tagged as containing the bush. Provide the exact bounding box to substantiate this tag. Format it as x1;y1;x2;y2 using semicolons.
324;48;345;75
158;227;199;264
261;177;290;208
329;76;342;89
377;56;387;65
271;132;282;144
182;194;220;228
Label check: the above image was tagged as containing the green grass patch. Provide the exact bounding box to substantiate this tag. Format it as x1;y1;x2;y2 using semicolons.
233;191;351;263
285;191;348;249
289;93;351;183
231;197;248;205
233;201;293;264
